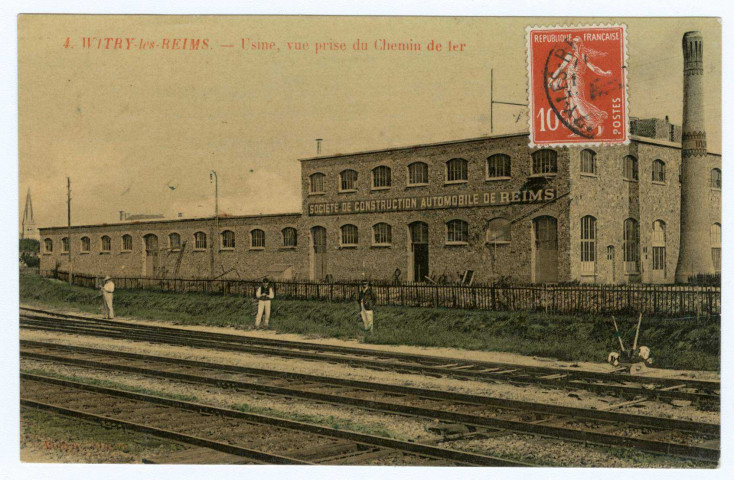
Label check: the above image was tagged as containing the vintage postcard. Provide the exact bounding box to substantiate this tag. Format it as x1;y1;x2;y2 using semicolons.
15;14;722;472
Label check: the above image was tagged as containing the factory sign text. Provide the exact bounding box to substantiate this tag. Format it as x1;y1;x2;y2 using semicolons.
307;188;556;216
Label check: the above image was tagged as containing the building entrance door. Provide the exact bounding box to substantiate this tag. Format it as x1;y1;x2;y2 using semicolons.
409;221;429;282
144;234;159;277
311;226;327;280
533;216;558;283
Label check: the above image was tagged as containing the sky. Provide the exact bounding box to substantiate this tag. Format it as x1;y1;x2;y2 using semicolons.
18;15;721;229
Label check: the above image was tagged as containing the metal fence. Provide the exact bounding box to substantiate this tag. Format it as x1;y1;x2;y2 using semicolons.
40;270;721;317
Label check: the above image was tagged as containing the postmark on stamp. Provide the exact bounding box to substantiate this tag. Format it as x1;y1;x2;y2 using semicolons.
527;24;628;147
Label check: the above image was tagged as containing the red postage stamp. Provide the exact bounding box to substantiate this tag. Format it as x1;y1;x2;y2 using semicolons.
527;24;628;147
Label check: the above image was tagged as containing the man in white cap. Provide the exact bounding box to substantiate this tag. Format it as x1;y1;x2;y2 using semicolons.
100;276;115;319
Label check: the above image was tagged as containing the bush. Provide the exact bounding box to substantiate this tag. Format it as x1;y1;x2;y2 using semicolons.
20;252;40;268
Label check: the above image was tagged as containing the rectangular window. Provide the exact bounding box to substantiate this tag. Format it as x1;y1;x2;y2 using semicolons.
652;161;666;183
447;220;468;244
372;167;391;188
532;150;558;175
653;247;666;271
310;173;325;194
487;155;511;178
408;163;428;185
446;159;468;182
580;216;596;275
341;225;358;246
340;170;357;191
251;230;265;248
623;220;640;274
580;150;596;175
712;248;721;273
221;231;235;249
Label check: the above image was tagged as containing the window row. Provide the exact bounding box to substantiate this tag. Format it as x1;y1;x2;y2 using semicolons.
333;219;512;247
578;217;721;275
587;154;720;189
308;150;559;193
43;228;299;253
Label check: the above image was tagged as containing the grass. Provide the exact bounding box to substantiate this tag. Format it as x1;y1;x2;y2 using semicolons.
20;272;720;371
21;408;184;462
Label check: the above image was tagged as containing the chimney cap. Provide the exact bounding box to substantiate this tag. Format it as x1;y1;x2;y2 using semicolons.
683;31;703;41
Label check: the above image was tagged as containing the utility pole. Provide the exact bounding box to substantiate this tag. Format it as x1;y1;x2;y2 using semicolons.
209;170;218;279
67;177;73;284
490;68;528;134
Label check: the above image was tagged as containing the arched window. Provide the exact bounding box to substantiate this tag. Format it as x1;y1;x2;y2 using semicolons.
711;168;722;189
580;149;597;175
221;230;235;249
532;149;558;175
652;220;666;273
44;238;53;253
168;233;181;251
250;229;265;248
446;219;469;244
446;158;468;182
340;224;359;246
580;216;597;274
623;155;638;181
372;166;392;188
121;234;132;251
711;223;721;273
101;235;111;252
340;169;358;191
194;232;207;250
80;236;90;253
282;227;297;247
652;159;666;183
61;237;69;253
486;218;510;243
487;154;511;178
372;223;392;245
309;173;325;194
623;218;640;273
407;162;428;185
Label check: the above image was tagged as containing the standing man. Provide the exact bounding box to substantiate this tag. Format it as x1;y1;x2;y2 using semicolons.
100;275;115;319
254;277;275;329
358;280;376;335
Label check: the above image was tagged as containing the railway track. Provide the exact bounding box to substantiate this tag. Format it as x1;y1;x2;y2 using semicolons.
21;373;530;466
21;340;720;463
19;306;720;409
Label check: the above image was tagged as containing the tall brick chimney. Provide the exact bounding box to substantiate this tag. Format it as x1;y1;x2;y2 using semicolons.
675;31;714;282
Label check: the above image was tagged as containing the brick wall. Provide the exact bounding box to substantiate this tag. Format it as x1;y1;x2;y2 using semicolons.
300;134;571;283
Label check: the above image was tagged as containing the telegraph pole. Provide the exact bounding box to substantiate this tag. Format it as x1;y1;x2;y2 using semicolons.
209;170;218;279
67;177;73;284
490;68;527;134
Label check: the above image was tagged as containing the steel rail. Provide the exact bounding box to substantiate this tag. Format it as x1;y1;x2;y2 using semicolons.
20;317;719;407
21;373;531;467
20;306;721;391
20;340;719;435
20;345;719;462
21;400;308;464
24;344;720;462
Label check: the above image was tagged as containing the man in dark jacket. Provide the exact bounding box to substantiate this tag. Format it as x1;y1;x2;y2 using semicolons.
358;280;376;334
254;277;275;329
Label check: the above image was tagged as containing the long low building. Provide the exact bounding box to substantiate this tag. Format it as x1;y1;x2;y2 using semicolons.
39;126;721;284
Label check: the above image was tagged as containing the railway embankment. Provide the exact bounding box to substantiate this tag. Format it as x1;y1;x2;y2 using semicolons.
20;272;720;371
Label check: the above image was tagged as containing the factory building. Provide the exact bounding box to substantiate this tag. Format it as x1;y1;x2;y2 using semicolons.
38;32;721;285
